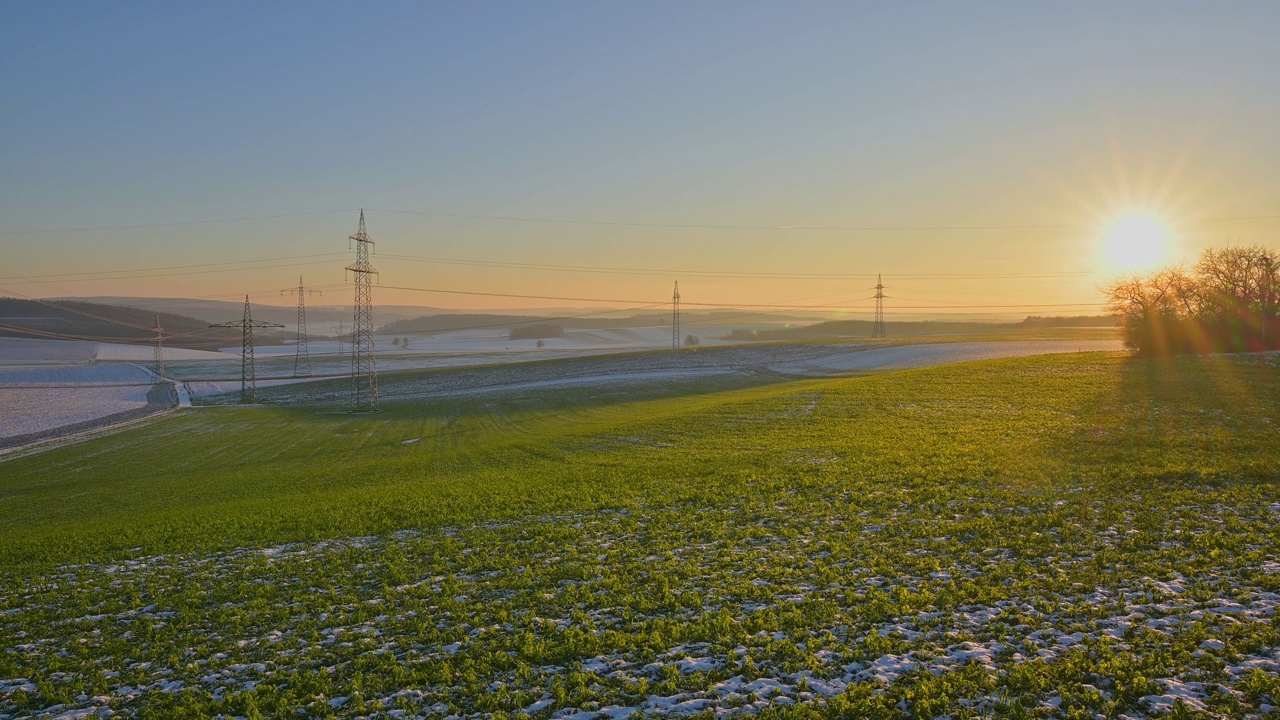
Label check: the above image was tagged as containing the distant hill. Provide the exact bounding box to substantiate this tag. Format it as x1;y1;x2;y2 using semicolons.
729;315;1117;340
56;299;821;333
1018;315;1117;328
379;310;820;336
0;298;249;350
55;297;439;328
380;314;561;335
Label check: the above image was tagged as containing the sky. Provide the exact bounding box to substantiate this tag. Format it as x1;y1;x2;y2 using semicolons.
2;1;1279;318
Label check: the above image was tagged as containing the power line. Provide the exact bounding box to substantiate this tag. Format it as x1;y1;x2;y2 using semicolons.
0;383;158;390
5;272;1103;341
4;205;1279;237
0;286;161;331
376;252;1094;281
374;282;1105;311
0;322;156;344
372;207;1084;230
386;302;669;341
0;248;1098;289
5;245;1095;285
387;284;901;341
0;318;221;344
0;285;256;343
0;258;348;287
7;252;349;282
370;207;1280;231
79;284;349;308
0;209;356;235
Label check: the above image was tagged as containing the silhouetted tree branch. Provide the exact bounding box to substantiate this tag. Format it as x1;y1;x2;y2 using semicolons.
1105;245;1280;355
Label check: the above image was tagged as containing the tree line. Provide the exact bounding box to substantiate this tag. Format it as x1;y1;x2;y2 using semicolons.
1105;245;1279;355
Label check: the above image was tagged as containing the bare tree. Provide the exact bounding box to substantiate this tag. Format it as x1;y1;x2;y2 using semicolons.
1105;245;1280;354
1104;267;1195;352
1195;245;1279;348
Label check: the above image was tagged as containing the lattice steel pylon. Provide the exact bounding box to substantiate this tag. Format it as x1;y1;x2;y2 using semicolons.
672;281;681;350
282;276;319;378
872;274;887;338
346;209;379;412
210;296;284;404
151;315;166;381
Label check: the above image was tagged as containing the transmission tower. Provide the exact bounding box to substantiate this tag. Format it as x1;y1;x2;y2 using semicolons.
872;274;886;338
346;209;379;412
151;315;166;381
672;281;681;350
210;296;284;404
282;276;319;378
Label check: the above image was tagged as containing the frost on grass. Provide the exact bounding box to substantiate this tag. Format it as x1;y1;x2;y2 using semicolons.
3;484;1279;719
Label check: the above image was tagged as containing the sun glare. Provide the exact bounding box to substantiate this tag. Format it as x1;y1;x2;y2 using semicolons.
1099;213;1175;273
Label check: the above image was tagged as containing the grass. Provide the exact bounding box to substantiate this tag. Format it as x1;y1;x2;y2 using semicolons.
2;351;1279;718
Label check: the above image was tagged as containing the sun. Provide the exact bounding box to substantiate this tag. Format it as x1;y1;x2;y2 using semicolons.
1098;212;1175;273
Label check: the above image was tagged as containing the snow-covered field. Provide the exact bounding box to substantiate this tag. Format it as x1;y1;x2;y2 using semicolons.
0;364;153;385
184;327;747;393
0;364;158;440
91;343;228;362
242;326;747;359
0;339;95;364
0;386;154;440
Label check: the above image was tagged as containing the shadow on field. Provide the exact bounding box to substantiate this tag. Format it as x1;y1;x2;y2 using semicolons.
1054;352;1280;490
213;340;909;410
254;367;807;423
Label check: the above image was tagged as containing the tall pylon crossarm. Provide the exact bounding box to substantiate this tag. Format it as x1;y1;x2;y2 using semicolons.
209;295;284;404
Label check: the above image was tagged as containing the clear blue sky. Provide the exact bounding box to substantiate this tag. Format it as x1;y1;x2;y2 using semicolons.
2;1;1278;313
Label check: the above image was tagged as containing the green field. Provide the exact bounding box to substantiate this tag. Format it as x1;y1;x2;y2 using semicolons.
3;351;1280;718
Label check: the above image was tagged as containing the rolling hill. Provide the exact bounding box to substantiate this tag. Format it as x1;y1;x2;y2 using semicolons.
0;298;250;350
